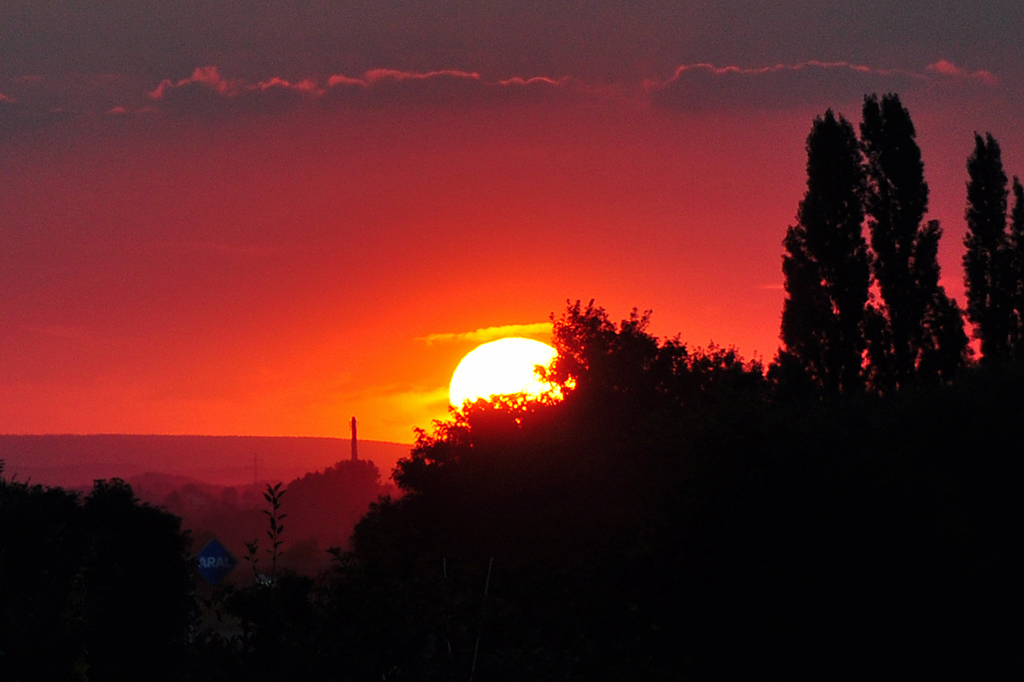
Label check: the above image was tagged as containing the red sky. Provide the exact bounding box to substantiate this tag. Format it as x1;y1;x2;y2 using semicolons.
2;2;1023;443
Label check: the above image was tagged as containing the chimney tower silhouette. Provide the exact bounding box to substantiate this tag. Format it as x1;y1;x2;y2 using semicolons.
350;417;358;461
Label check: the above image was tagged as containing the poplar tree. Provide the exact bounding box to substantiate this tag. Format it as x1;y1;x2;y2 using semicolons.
780;110;869;395
1008;177;1024;355
860;94;967;387
964;133;1013;359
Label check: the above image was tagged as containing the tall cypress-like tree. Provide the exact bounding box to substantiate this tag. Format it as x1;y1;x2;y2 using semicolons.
964;133;1012;359
780;110;870;395
912;219;971;381
1008;177;1024;356
860;94;967;388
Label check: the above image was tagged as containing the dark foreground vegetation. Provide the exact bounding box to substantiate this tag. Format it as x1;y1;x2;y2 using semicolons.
2;302;1019;679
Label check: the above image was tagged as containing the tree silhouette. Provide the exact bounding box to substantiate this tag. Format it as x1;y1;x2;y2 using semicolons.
544;300;675;427
79;479;195;681
0;475;194;682
964;132;1013;359
355;302;773;678
282;458;383;552
1008;177;1024;356
912;222;971;381
544;300;764;425
860;94;968;388
348;299;1017;677
780;110;870;395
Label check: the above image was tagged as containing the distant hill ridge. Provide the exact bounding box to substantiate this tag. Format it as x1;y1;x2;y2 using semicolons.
0;434;411;489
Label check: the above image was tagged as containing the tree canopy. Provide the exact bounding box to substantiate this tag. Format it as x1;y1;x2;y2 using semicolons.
346;299;1014;677
780;109;870;395
1009;177;1024;355
779;95;969;393
0;475;195;682
861;93;968;388
964;132;1013;358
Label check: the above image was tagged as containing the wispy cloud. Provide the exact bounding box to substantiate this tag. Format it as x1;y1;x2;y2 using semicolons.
142;66;581;117
4;58;1003;125
146;66;320;117
417;322;553;345
317;68;578;108
926;59;997;85
149;66;234;99
648;60;994;111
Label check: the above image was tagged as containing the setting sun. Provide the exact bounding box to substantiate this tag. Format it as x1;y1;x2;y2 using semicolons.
449;338;560;407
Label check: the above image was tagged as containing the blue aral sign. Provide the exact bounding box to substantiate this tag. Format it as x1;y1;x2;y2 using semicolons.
196;537;238;585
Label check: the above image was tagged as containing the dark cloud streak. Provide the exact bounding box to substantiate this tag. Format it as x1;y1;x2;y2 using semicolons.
651;62;919;112
144;66;582;118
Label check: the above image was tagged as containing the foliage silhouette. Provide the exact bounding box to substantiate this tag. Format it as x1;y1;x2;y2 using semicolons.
860;93;968;388
964;132;1014;358
1008;177;1024;355
283;458;385;551
344;300;1015;677
0;475;194;682
261;482;286;581
780;110;870;395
